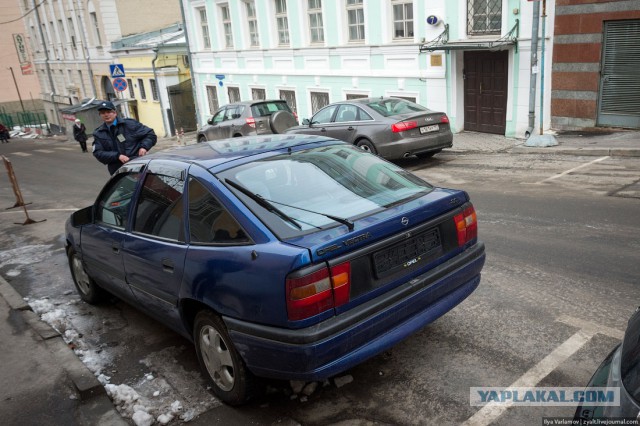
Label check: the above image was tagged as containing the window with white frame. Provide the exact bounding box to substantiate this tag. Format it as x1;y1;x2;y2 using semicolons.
207;86;219;114
127;78;134;98
252;88;266;100
275;0;290;46
198;8;211;49
246;1;259;47
67;18;76;48
346;93;368;100
391;95;417;103
228;86;240;103
150;79;159;101
346;0;365;42
279;90;297;113
311;92;329;114
138;79;146;100
308;0;324;44
78;70;86;96
392;1;413;39
220;4;233;49
467;0;501;35
89;13;102;45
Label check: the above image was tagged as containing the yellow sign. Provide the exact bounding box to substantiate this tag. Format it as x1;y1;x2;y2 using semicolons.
430;54;442;67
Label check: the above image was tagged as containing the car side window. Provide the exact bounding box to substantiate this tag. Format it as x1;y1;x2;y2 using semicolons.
95;172;141;229
224;106;239;120
312;105;338;124
133;172;185;242
357;107;373;121
188;177;250;245
336;105;359;123
212;108;226;124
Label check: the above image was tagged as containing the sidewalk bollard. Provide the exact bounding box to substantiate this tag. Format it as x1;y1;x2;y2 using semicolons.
2;155;46;225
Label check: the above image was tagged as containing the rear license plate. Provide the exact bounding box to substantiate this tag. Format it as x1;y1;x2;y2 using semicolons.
420;124;439;134
373;228;442;278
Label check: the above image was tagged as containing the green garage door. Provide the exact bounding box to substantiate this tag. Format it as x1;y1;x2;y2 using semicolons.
597;20;640;128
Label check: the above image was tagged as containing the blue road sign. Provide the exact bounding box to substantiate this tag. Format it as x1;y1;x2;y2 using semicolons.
110;64;126;78
112;77;128;92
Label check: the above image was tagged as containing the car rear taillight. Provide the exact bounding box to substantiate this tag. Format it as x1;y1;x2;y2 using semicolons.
286;261;351;321
293;112;298;122
391;121;418;133
246;117;256;128
454;205;478;247
440;114;450;124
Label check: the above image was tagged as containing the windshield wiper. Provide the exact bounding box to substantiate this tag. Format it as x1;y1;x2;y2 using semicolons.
265;199;354;232
224;179;302;230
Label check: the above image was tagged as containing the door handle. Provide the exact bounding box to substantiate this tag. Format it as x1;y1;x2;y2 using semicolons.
347;126;355;131
162;259;174;273
320;127;327;132
111;243;120;254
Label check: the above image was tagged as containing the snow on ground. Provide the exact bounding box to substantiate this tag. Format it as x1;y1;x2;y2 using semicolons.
0;244;53;275
27;296;219;425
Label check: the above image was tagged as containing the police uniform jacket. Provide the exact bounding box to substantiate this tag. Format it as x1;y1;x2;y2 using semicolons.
92;118;157;175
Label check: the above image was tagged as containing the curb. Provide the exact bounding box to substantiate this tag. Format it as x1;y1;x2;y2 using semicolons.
0;275;127;425
511;146;640;157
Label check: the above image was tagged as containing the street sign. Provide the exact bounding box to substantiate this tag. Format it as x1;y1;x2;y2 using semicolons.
112;77;128;92
109;64;126;78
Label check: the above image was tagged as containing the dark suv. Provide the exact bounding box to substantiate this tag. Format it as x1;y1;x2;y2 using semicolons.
197;100;298;142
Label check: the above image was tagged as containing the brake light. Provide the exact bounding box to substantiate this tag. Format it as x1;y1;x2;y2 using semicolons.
440;114;450;124
246;117;256;128
286;261;351;321
293;112;298;122
453;205;478;247
391;121;418;133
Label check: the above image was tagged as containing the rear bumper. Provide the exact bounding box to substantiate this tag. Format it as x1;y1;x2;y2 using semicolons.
225;241;485;381
378;131;453;160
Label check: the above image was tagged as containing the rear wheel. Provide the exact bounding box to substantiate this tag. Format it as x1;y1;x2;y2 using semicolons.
356;139;377;155
194;311;255;405
416;149;441;159
198;135;207;143
68;249;105;304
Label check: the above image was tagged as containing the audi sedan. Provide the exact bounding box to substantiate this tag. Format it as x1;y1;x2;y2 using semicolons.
65;134;485;405
285;97;453;160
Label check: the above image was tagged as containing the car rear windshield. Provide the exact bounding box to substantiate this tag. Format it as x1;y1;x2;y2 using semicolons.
621;308;640;405
219;144;433;239
250;101;291;117
366;98;428;117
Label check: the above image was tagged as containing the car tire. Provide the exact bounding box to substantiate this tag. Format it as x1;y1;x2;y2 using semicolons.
269;110;297;134
198;136;207;143
356;139;378;155
416;149;441;159
68;249;105;304
194;310;255;405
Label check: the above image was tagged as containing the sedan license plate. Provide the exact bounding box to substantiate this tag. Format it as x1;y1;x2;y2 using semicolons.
373;228;442;278
420;124;439;134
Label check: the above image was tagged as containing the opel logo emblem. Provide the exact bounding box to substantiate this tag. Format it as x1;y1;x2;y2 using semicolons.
401;217;409;226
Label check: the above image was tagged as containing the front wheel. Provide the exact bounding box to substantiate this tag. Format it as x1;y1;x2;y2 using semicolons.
68;249;105;304
356;139;377;155
197;135;207;143
194;311;255;405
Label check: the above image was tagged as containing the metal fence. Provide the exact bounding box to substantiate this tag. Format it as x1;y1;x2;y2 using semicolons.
0;109;50;133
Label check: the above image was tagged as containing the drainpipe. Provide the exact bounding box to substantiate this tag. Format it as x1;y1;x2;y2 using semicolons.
152;48;168;137
75;0;97;98
178;0;201;129
525;1;541;138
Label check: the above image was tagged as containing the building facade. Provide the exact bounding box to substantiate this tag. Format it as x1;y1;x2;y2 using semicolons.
551;0;640;130
183;0;556;138
20;0;182;134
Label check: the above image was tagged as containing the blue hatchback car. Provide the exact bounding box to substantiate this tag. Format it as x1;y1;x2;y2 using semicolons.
65;135;485;404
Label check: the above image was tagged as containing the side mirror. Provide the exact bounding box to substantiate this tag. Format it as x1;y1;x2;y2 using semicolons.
71;205;93;227
302;118;310;125
207;118;213;125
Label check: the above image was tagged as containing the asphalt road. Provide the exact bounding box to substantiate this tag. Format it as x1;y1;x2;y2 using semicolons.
0;138;638;425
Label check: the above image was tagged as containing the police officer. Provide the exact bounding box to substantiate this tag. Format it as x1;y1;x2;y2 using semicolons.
92;101;157;175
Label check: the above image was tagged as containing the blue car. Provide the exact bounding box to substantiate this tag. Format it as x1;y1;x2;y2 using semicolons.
65;134;485;405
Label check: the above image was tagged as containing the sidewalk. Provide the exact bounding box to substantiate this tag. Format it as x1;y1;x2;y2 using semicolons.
153;129;640;157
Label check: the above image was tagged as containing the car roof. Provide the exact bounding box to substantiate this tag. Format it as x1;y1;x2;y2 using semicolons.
138;134;340;170
229;99;288;107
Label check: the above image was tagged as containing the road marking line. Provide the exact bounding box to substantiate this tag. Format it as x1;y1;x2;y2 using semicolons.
536;156;609;184
0;208;79;214
33;149;55;153
556;315;624;340
462;330;594;426
10;152;31;157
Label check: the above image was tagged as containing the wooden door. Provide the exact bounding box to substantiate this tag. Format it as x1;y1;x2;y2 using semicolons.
464;51;508;134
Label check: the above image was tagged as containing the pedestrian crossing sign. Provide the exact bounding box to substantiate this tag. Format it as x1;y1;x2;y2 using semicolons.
109;64;126;78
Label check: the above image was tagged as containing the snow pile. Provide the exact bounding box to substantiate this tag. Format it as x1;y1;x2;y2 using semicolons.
0;244;53;276
105;383;187;426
